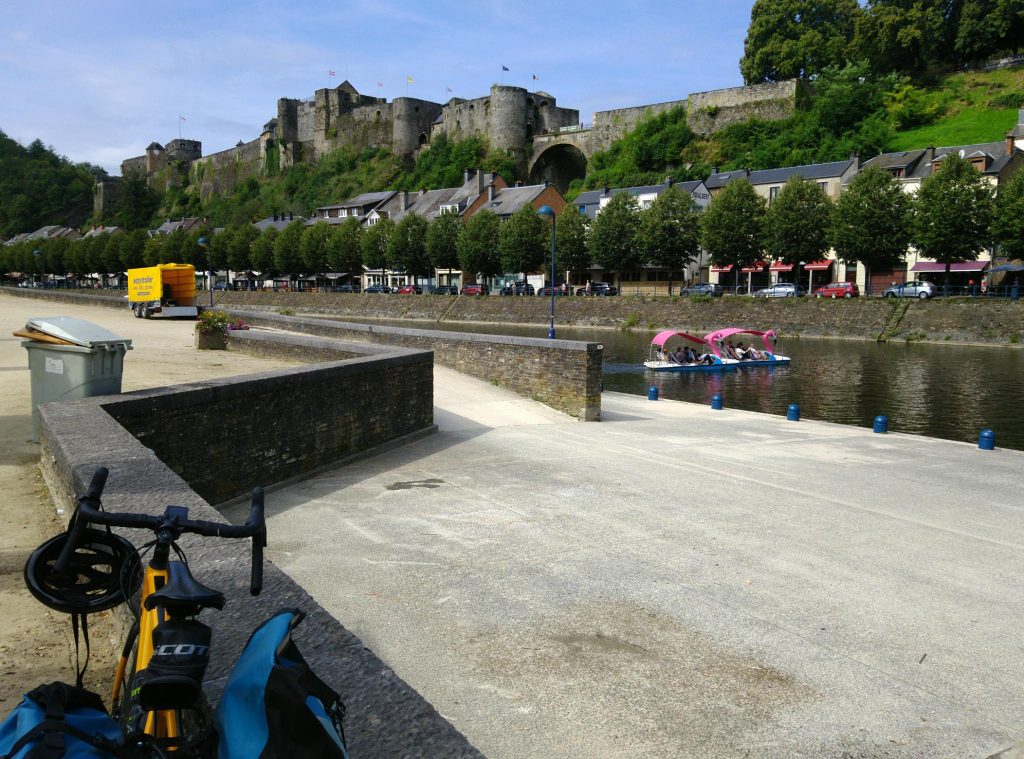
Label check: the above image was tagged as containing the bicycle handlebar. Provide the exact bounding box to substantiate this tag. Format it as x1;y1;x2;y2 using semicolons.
55;466;266;595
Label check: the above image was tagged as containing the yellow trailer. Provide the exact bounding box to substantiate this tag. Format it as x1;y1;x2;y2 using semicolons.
127;264;200;319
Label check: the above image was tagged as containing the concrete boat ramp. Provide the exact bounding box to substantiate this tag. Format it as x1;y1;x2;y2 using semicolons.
225;368;1024;758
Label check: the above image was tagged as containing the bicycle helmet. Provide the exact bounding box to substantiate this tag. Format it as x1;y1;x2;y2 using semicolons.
24;528;142;614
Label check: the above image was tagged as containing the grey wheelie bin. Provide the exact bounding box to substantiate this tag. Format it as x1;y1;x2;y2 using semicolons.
20;316;133;442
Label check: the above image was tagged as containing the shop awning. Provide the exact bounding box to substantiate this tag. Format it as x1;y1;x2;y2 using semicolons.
910;261;989;273
803;260;833;271
769;261;793;272
710;264;733;273
741;262;767;273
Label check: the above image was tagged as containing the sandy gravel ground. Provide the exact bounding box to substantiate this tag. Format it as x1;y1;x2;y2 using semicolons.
0;293;298;711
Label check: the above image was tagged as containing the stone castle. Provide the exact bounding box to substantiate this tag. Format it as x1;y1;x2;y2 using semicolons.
95;78;798;214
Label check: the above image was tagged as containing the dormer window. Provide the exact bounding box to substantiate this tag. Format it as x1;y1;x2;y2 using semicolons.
439;204;460;215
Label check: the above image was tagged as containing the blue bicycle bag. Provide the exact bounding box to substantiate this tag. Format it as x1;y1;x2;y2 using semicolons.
215;609;348;759
0;682;123;759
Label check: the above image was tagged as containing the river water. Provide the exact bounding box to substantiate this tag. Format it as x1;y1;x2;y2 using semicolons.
347;317;1024;451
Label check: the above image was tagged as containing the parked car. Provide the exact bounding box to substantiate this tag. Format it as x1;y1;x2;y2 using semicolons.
461;283;490;296
212;282;232;292
575;282;618;296
501;281;535;296
678;283;723;297
364;284;392;294
883;280;935;299
397;284;423;295
813;282;859;299
430;284;459;295
753;283;805;298
537;284;571;296
336;283;360;293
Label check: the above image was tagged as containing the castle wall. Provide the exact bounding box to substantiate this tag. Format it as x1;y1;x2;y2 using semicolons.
121;155;147;176
192;137;264;199
686;80;799;135
591;99;689;152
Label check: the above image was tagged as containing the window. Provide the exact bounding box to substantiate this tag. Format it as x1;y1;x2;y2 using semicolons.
889;167;905;178
769;186;780;203
817;182;828;193
439;204;460;215
640;199;653;209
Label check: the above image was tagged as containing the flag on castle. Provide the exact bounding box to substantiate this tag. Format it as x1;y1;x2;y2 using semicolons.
532;74;539;81
329;70;336;77
446;86;452;93
501;65;509;71
377;81;383;87
179;115;186;122
407;75;414;83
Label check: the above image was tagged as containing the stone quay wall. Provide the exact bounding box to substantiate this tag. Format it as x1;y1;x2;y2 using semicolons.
36;328;481;758
226;309;604;421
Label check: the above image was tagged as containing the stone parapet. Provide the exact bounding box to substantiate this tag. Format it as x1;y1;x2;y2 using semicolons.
36;328;481;757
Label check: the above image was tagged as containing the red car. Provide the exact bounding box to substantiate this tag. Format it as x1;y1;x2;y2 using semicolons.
396;284;423;295
460;283;490;296
813;282;858;299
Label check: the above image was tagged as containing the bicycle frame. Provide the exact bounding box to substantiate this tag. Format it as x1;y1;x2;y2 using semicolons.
111;558;180;739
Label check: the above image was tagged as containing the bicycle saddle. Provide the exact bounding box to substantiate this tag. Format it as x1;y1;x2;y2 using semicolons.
145;561;225;612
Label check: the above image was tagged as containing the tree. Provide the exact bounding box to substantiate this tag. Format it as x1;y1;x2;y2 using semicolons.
851;1;945;75
764;176;833;265
498;206;547;279
327;218;363;279
361;218;395;282
992;169;1024;261
110;173;160;230
636;187;701;289
740;0;863;83
299;221;332;275
426;211;462;272
555;207;591;279
142;235;165;266
954;0;1024;64
274;220;305;275
250;227;278;275
830;166;912;291
457;210;501;280
388;213;431;279
227;224;258;273
699;179;767;292
120;229;148;270
588;193;641;279
911;154;995;292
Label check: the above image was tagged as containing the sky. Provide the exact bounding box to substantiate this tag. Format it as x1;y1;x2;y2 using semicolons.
0;1;755;175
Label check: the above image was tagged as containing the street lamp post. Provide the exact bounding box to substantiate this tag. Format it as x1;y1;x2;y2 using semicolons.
537;205;557;339
197;236;212;307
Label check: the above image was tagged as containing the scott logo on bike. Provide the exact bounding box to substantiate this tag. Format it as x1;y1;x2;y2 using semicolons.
154;644;209;657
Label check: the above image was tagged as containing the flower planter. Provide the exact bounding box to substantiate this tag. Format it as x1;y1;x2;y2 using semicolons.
194;331;227;350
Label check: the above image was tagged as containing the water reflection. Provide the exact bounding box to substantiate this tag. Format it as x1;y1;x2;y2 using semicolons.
342;317;1024;450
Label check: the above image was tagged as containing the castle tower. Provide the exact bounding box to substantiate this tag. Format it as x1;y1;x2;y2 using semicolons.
393;98;443;159
488;85;528;155
144;142;165;173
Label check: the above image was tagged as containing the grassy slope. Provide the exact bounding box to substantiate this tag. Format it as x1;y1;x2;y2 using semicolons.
886;68;1024;150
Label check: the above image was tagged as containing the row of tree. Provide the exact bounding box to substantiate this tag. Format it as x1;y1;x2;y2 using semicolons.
4;155;1022;286
741;0;1024;83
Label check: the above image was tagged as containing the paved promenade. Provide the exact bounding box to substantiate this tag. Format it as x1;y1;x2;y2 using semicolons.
227;362;1024;758
3;294;1021;757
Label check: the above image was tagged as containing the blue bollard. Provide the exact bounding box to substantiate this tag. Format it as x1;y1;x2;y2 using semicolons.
873;415;888;434
647;386;659;401
978;428;995;450
786;403;800;421
710;393;723;410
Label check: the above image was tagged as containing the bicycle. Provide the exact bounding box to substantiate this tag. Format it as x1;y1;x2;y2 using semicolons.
24;466;266;757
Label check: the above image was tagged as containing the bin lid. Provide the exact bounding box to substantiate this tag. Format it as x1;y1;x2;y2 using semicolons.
25;317;133;349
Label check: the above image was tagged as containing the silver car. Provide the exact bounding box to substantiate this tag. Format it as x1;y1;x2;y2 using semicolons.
753;283;804;298
882;280;936;299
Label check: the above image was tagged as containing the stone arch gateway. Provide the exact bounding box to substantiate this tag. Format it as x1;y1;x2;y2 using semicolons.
528;142;589;194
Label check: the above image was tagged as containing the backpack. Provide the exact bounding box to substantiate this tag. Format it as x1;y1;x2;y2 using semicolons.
0;682;123;759
215;609;349;759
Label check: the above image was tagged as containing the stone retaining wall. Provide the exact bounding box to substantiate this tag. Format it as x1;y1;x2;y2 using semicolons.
227;310;603;421
36;329;481;757
5;286;1023;346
